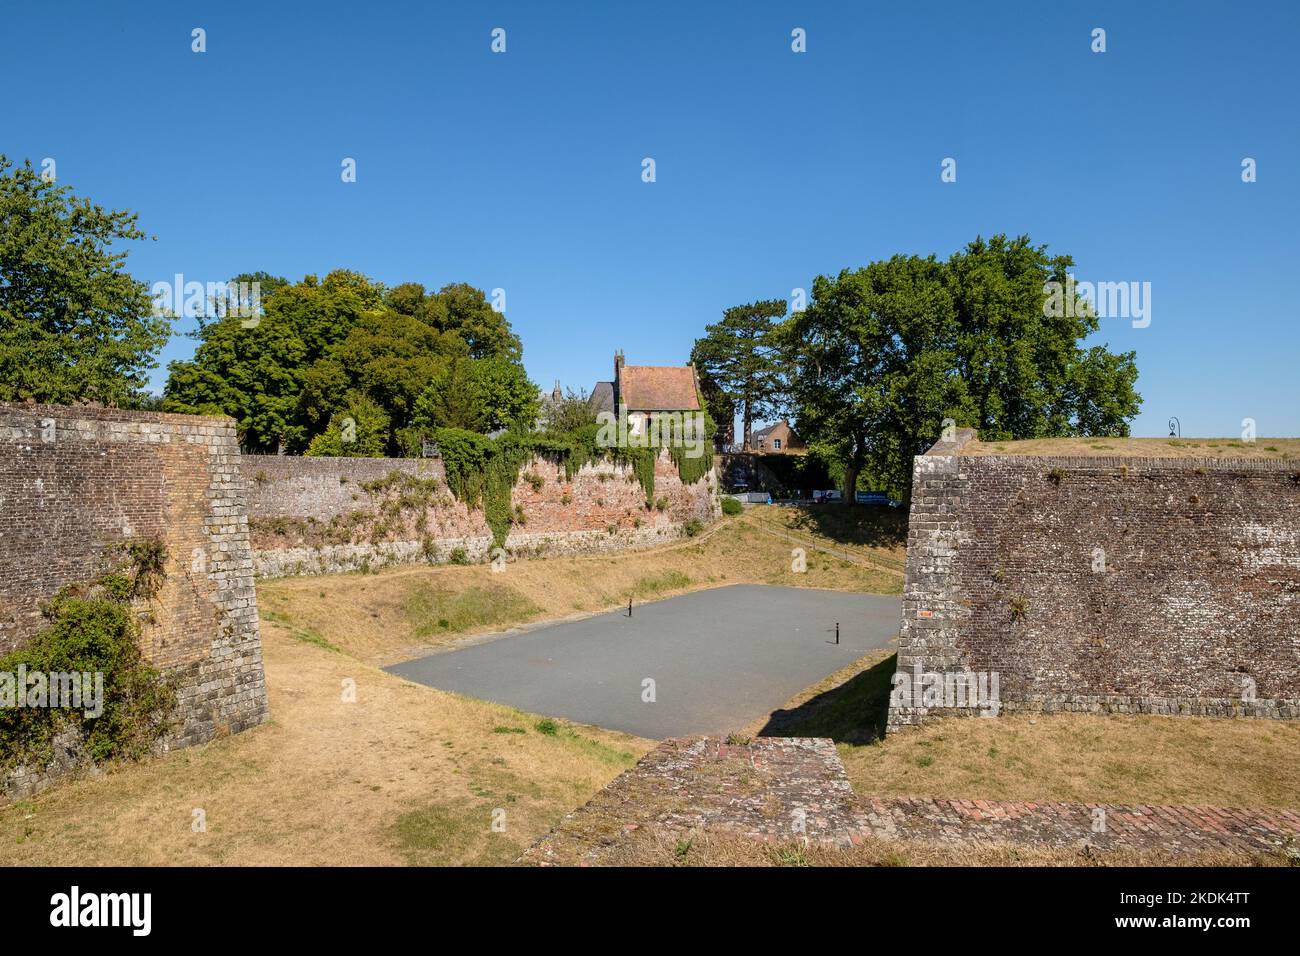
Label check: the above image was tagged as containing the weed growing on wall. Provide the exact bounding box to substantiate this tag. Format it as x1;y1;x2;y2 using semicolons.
0;540;178;773
434;422;713;547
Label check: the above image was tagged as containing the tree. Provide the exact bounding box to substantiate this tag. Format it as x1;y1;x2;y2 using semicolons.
163;270;375;451
410;355;538;436
165;270;536;454
426;283;521;360
0;155;170;405
310;310;459;454
690;299;786;449
305;393;389;457
694;368;734;451
544;387;598;434
779;235;1141;503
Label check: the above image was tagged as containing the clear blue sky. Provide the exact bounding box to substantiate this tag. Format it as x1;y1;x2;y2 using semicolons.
5;0;1297;436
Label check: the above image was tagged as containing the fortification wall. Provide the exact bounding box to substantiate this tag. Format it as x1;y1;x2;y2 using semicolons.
890;429;1300;729
244;451;719;577
0;403;269;795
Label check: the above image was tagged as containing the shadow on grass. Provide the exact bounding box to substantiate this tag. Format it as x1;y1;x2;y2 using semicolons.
779;504;908;551
756;653;897;745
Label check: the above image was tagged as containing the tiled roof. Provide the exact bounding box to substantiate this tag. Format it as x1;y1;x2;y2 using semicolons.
619;365;700;412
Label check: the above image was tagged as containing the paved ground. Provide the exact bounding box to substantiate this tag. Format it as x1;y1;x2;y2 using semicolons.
386;584;900;738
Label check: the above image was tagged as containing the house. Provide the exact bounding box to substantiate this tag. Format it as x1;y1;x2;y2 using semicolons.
590;351;703;440
749;420;804;454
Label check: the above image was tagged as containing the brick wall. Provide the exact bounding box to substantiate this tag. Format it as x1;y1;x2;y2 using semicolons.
0;403;269;795
245;450;719;577
890;429;1300;729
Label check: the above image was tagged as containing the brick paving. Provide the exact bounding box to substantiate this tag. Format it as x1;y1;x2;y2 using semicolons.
522;735;1300;865
862;796;1300;856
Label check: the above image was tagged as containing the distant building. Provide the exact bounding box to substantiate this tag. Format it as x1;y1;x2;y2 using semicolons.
590;351;703;439
536;380;564;429
749;420;804;454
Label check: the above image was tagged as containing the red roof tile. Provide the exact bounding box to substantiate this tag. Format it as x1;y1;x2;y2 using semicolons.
618;365;700;411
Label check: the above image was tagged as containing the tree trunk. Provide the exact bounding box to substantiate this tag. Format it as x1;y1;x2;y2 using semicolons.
742;401;753;451
842;462;859;506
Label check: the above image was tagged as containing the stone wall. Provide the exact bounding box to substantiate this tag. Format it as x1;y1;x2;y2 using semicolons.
245;450;719;577
0;403;269;796
890;429;1300;729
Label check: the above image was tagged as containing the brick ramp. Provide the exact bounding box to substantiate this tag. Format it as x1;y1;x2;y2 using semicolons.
522;737;867;865
521;736;1300;865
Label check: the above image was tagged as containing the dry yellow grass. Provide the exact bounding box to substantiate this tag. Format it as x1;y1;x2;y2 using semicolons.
604;828;1286;867
849;711;1300;809
760;652;1300;810
257;511;905;665
961;436;1300;459
0;622;651;866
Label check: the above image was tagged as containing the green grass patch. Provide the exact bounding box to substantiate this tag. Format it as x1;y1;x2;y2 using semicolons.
404;582;540;640
630;570;691;599
258;609;342;654
386;801;521;866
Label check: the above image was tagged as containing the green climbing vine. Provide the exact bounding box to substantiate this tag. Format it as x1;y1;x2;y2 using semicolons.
0;540;178;773
434;408;716;548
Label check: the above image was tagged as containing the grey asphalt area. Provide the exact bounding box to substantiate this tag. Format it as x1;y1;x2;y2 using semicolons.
385;584;900;739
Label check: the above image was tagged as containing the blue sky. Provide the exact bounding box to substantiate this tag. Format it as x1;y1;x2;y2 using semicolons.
5;0;1297;436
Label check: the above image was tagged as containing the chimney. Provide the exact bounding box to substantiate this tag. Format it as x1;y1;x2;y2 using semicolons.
613;350;625;409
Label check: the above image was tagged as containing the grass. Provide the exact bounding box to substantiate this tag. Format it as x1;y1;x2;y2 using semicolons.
255;506;905;664
257;609;341;654
404;582;540;640
766;652;1300;810
962;436;1300;460
739;504;908;576
596;829;1290;868
0;621;649;866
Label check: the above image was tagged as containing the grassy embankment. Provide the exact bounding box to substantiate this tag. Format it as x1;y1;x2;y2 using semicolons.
256;504;907;665
0;507;902;865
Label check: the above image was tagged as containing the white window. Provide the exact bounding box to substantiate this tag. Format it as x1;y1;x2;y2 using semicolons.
773;438;782;449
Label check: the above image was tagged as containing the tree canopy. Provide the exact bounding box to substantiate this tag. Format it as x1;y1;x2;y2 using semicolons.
690;298;786;449
778;235;1141;501
164;272;535;454
0;155;170;406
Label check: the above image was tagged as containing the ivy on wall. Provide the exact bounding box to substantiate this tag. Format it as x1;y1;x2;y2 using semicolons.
0;541;178;773
434;413;715;548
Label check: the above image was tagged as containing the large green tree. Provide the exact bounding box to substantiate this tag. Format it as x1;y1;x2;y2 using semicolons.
779;235;1141;503
690;299;786;449
165;272;535;454
0;155;170;405
428;282;522;360
163;270;374;451
410;354;538;436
